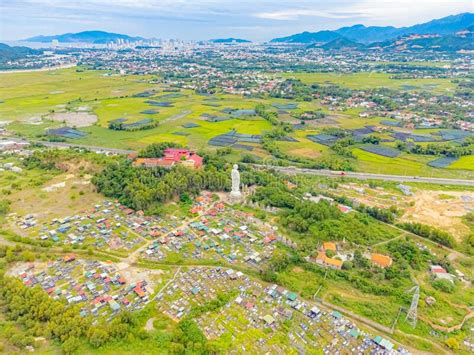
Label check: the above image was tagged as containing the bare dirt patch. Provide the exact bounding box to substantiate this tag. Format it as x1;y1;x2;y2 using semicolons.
8;173;102;234
48;112;97;127
401;190;474;241
303;117;340;126
162;110;192;123
115;262;167;293
145;317;156;331
6;261;49;277
293;266;305;273
335;184;473;240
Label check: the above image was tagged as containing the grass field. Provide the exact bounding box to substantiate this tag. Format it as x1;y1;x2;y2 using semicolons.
0;68;155;121
364;61;451;68
280;72;456;94
448;155;474;171
1;68;472;178
352;148;474;179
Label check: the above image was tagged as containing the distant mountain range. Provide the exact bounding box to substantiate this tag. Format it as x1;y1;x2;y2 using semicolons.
370;32;474;52
271;12;474;46
210;38;251;43
18;13;474;52
271;30;340;44
308;37;365;51
24;31;144;44
305;31;474;52
0;43;41;63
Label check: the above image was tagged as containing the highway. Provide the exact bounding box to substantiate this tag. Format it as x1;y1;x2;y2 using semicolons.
5;138;135;155
252;165;474;187
5;138;473;186
36;141;135;155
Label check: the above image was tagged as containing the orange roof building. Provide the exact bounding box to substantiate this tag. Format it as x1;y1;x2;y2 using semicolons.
63;254;76;263
371;254;393;268
322;242;337;252
315;252;343;270
133;149;203;169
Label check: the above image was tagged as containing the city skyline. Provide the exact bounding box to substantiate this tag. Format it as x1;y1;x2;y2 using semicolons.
1;0;472;41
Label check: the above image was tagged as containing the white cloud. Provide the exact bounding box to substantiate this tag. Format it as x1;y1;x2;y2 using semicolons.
254;0;472;25
1;0;472;40
255;9;365;20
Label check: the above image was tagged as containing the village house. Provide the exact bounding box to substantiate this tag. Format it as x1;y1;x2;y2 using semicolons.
430;264;455;283
322;242;337;252
133;148;203;169
370;254;393;268
315;251;343;270
0;140;30;151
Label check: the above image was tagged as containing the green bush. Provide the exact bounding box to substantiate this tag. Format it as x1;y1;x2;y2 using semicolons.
431;279;455;293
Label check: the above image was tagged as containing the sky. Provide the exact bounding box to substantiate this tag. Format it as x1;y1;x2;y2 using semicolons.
0;0;472;41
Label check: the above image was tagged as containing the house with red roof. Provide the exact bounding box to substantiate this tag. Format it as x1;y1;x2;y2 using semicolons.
133;148;203;169
133;286;146;298
63;254;76;263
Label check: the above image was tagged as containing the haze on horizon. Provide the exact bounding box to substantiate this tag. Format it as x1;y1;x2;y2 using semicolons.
0;0;472;42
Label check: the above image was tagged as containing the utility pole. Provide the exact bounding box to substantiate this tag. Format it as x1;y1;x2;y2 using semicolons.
406;285;420;328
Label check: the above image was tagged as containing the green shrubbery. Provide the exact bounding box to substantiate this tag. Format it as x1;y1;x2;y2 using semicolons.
431;279;455;293
397;222;456;248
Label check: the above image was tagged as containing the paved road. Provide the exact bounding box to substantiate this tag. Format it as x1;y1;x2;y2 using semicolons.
35;141;135;155
6;137;473;186
4;138;135;155
252;165;474;187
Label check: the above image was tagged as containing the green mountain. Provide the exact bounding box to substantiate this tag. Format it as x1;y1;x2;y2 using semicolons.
403;12;474;36
0;43;41;63
310;37;366;51
335;24;399;44
271;12;474;44
271;30;341;44
370;32;474;52
24;31;144;44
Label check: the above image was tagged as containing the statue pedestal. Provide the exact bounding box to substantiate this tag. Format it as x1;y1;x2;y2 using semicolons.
229;191;243;204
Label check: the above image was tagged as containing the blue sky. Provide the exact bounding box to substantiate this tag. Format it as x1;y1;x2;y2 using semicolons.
0;0;472;41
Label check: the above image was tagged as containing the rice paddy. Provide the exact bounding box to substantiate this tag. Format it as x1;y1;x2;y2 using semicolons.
1;67;472;178
280;72;456;94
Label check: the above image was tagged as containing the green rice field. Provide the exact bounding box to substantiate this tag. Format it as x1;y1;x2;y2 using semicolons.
1;68;472;178
280;72;456;94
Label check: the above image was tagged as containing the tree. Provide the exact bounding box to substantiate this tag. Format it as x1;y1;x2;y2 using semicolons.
362;135;381;145
138;142;182;158
445;337;460;351
342;261;353;270
325;250;336;258
87;327;109;348
62;336;80;354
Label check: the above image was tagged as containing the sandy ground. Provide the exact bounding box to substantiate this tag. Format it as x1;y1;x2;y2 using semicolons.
401;190;474;240
8;173;102;234
113;262;166;293
48;112;98;127
6;261;49;277
336;183;473;240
